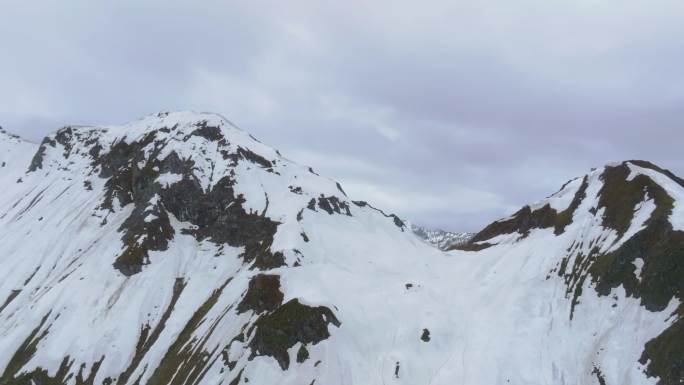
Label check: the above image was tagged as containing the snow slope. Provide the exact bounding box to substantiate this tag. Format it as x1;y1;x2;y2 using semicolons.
0;112;681;385
0;127;37;186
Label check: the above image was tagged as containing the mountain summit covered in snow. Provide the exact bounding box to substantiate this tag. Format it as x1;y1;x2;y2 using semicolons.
0;111;682;385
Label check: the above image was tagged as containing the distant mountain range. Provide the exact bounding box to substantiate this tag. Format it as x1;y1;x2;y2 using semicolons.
410;224;473;250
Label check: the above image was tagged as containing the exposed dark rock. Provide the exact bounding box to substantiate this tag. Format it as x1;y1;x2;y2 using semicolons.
146;278;233;385
81;129;285;274
554;176;589;235
160;174;281;270
598;163;671;236
0;290;21;313
113;202;175;276
590;207;684;384
449;242;493;252
592;365;607;385
289;186;303;194
248;299;340;370
630;160;684;189
335;182;347;196
237;274;284;314
75;356;106;385
219;144;274;170
28;136;56;172
316;195;351;216
117;278;186;385
1;312;53;384
352;200;405;229
591;220;683;313
421;328;431;342
461;176;589;250
296;345;310;363
4;356;74;385
236;147;273;169
189;121;223;141
391;214;405;229
472;205;554;242
54;126;75;158
228;369;244;385
639;312;683;385
542;162;684;383
456;161;682;383
95;132;160;211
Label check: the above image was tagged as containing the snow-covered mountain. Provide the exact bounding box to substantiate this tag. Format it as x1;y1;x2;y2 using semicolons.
0;112;681;385
410;224;473;250
0;126;35;186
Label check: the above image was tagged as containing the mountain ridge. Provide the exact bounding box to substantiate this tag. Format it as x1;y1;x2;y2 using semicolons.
0;111;681;385
452;159;683;384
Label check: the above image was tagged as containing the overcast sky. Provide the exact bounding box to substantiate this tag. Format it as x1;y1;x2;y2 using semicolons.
2;1;683;231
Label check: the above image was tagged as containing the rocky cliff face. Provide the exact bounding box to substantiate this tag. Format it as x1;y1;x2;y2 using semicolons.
0;112;681;385
453;161;683;384
0;112;412;385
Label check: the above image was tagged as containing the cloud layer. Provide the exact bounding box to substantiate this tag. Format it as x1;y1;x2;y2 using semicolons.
2;0;683;231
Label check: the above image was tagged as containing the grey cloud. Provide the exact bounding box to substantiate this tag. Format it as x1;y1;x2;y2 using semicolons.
1;0;683;231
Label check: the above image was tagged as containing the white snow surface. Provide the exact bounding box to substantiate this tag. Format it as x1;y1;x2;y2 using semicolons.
627;162;684;231
156;172;184;188
0;114;680;385
530;176;584;212
0;128;37;185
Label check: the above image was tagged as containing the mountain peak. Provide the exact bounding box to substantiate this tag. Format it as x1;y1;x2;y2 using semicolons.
128;110;243;134
1;112;682;385
17;112;404;276
451;159;684;383
458;160;684;250
0;111;429;385
26;111;280;186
